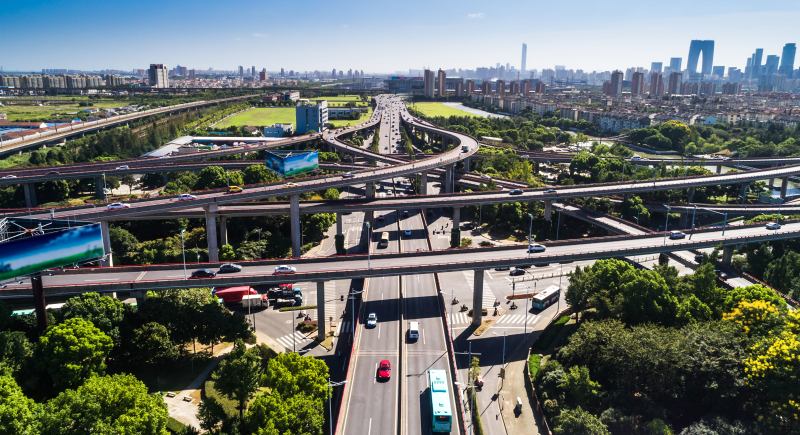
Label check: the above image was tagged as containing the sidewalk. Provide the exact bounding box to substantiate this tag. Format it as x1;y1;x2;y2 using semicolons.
498;356;540;435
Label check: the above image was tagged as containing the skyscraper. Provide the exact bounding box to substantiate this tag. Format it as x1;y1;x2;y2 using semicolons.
765;55;780;76
609;70;623;97
780;43;796;78
649;72;664;98
751;48;764;78
669;57;682;72
238;66;244;77
631;71;645;97
437;69;446;97
650;62;663;74
521;43;527;75
423;69;435;98
687;40;714;77
148;64;168;88
667;72;682;94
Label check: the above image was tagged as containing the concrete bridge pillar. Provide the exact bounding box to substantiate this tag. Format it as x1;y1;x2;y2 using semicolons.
768;178;775;189
205;204;219;262
722;246;734;268
336;212;343;236
290;194;301;257
452;207;461;229
544;200;553;222
471;269;485;326
316;281;326;342
23;183;37;208
100;220;113;267
687;187;696;203
462;157;471;172
444;165;455;193
716;165;722;174
781;177;789;199
94;176;106;200
219;216;228;247
419;172;428;195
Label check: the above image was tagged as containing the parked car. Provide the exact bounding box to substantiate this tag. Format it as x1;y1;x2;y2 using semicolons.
190;269;216;279
669;230;686;240
218;263;243;274
273;265;296;275
543;188;557;194
403;229;412;237
377;359;391;381
366;313;378;328
527;243;546;253
106;202;130;211
766;222;782;230
177;193;197;201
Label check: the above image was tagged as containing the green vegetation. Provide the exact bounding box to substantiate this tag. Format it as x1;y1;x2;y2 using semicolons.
0;99;129;121
214;107;295;128
409;102;482;118
534;258;800;433
329;107;373;128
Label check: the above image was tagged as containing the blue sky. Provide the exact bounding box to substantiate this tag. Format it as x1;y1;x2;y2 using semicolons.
2;0;799;73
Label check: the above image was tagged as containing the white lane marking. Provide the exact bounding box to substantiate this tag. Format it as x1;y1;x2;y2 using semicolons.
368;418;372;435
422;327;426;345
378;324;381;340
134;271;147;281
373;362;378;384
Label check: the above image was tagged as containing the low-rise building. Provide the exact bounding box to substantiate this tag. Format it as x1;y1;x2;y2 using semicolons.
263;123;293;137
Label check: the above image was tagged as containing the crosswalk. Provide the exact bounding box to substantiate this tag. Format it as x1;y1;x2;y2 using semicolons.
495;313;539;326
275;331;313;351
449;312;470;326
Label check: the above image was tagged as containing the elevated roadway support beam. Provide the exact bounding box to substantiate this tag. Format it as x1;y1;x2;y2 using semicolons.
23;183;37;208
687;187;696;203
364;183;375;222
739;183;749;203
471;269;485;327
290;194;301;257
781;177;789;199
451;207;461;248
335;212;345;255
716;165;722;174
100;221;113;267
205;204;219;262
316;281;326;342
544;200;553;222
722;246;734;268
94;176;106;200
32;274;47;332
419;172;428;195
444;164;455;193
219;217;228;247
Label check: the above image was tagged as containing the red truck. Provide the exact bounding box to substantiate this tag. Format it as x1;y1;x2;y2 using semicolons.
213;286;268;307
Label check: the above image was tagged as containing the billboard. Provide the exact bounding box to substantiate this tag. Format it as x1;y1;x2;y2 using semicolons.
0;224;105;281
265;151;319;177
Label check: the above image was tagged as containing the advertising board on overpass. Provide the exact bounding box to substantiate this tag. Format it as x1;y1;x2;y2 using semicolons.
0;223;104;281
265;150;319;177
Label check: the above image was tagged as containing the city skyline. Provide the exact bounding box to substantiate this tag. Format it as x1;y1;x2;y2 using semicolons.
2;0;800;73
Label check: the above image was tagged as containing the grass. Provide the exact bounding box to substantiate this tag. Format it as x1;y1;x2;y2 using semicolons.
528;353;542;381
532;314;575;353
310;95;366;103
278;304;317;312
329;107;373;128
215;107;295;128
0;99;130;121
166;417;188;434
204;380;239;418
409;102;482;118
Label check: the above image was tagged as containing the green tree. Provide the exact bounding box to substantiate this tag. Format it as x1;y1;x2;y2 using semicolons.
60;292;125;343
264;352;330;401
245;391;324;435
129;322;179;367
242;164;277;185
219;243;237;261
558;365;603;408
0;331;33;376
553;406;610;435
198;396;227;433
722;284;785;312
194;166;229;190
109;226;140;264
566;266;592;323
0;374;40;434
41;374;168;434
212;340;262;421
322;187;340;200
617;269;677;325
39;317;113;390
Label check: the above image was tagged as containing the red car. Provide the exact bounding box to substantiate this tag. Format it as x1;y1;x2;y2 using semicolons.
377;359;391;381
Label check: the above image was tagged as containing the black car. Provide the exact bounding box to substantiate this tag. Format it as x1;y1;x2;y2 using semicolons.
509;189;524;195
494;265;511;271
218;263;243;274
190;269;217;279
509;267;525;276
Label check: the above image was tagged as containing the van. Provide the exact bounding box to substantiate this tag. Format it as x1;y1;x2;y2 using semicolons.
378;231;390;248
408;321;419;341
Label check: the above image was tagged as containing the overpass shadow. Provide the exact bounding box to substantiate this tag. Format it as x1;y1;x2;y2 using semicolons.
418;387;435;435
361;297;401;324
404;294;444;321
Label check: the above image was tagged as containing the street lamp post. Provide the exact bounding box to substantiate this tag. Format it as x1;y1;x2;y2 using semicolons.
327;378;347;435
364;222;372;270
180;229;187;279
555;210;562;240
348;290;364;335
662;204;671;245
527;213;534;245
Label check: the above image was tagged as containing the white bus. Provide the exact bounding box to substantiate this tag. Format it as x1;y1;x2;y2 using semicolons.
532;285;560;311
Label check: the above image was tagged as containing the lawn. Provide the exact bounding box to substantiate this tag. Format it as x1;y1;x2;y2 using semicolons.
215;107;296;128
0;100;130;121
409;102;481;118
311;95;369;107
329;107;373;128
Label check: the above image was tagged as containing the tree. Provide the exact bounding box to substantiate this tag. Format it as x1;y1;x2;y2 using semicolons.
129;322;178;367
617;269;677;325
722;299;783;338
39;318;113;390
245;391;324;435
566;266;592;323
322;187;340;200
722;284;785;312
553;407;610;435
243;164;277;185
60;292;125;343
194;166;229;190
41;374;168;434
0;331;32;376
0;374;39;434
558;366;603;409
198;396;227;433
219;244;237;261
212;340;262;421
109;226;140;264
263;352;331;402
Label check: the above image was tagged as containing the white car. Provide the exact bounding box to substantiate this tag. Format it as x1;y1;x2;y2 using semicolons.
366;313;377;328
669;231;686;240
1;175;17;179
629;156;642;161
342;172;355;179
177;193;197;201
765;222;782;230
527;243;546;253
273;265;297;275
115;165;130;170
106;202;130;211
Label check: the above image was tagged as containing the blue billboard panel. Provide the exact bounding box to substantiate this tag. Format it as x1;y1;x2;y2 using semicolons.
0;224;105;280
265;151;319;177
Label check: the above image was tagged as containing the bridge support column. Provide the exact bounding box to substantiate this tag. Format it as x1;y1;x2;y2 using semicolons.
471;269;485;327
544;200;553;222
94;176;106;200
768;178;775;189
739;183;749;203
23;183;37;208
205;204;219;262
419;173;428;195
100;221;113;267
680;211;689;228
687;187;696;203
290;194;301;257
722;246;734;268
32;274;47;332
316;281;326;342
450;207;462;247
463;157;471;172
444;165;455;193
219;217;228;247
716;165;722;174
781;177;789;199
365;183;375;221
335;212;345;254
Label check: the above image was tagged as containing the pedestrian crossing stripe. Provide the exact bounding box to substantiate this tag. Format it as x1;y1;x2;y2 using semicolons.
449;312;469;325
495;314;539;325
275;331;312;350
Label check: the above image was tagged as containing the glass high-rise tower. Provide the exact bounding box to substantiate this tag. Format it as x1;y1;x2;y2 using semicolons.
780;43;796;78
687;40;714;77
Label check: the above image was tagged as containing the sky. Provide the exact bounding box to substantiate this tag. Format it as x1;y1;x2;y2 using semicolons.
2;0;799;74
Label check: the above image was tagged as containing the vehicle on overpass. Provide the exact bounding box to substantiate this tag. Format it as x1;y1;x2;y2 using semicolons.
428;369;453;433
532;285;560;311
190;268;216;279
218;263;243;274
378;231;390;248
376;359;391;381
408;320;419;341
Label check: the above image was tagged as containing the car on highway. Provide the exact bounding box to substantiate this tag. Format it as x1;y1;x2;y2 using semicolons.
402;210;409;217
629;156;642;161
273;265;296;275
543;188;557;194
509;189;524;195
218;263;243;274
285;182;298;187
669;230;686;240
177;193;197;201
766;222;782;230
527;243;546;253
227;186;244;194
509;267;526;276
494;265;511;271
342;172;354;179
115;165;130;170
1;175;17;179
190;269;217;279
403;229;412;237
480;174;492;181
376;359;391;381
106;202;130;211
366;312;378;328
47;171;60;175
